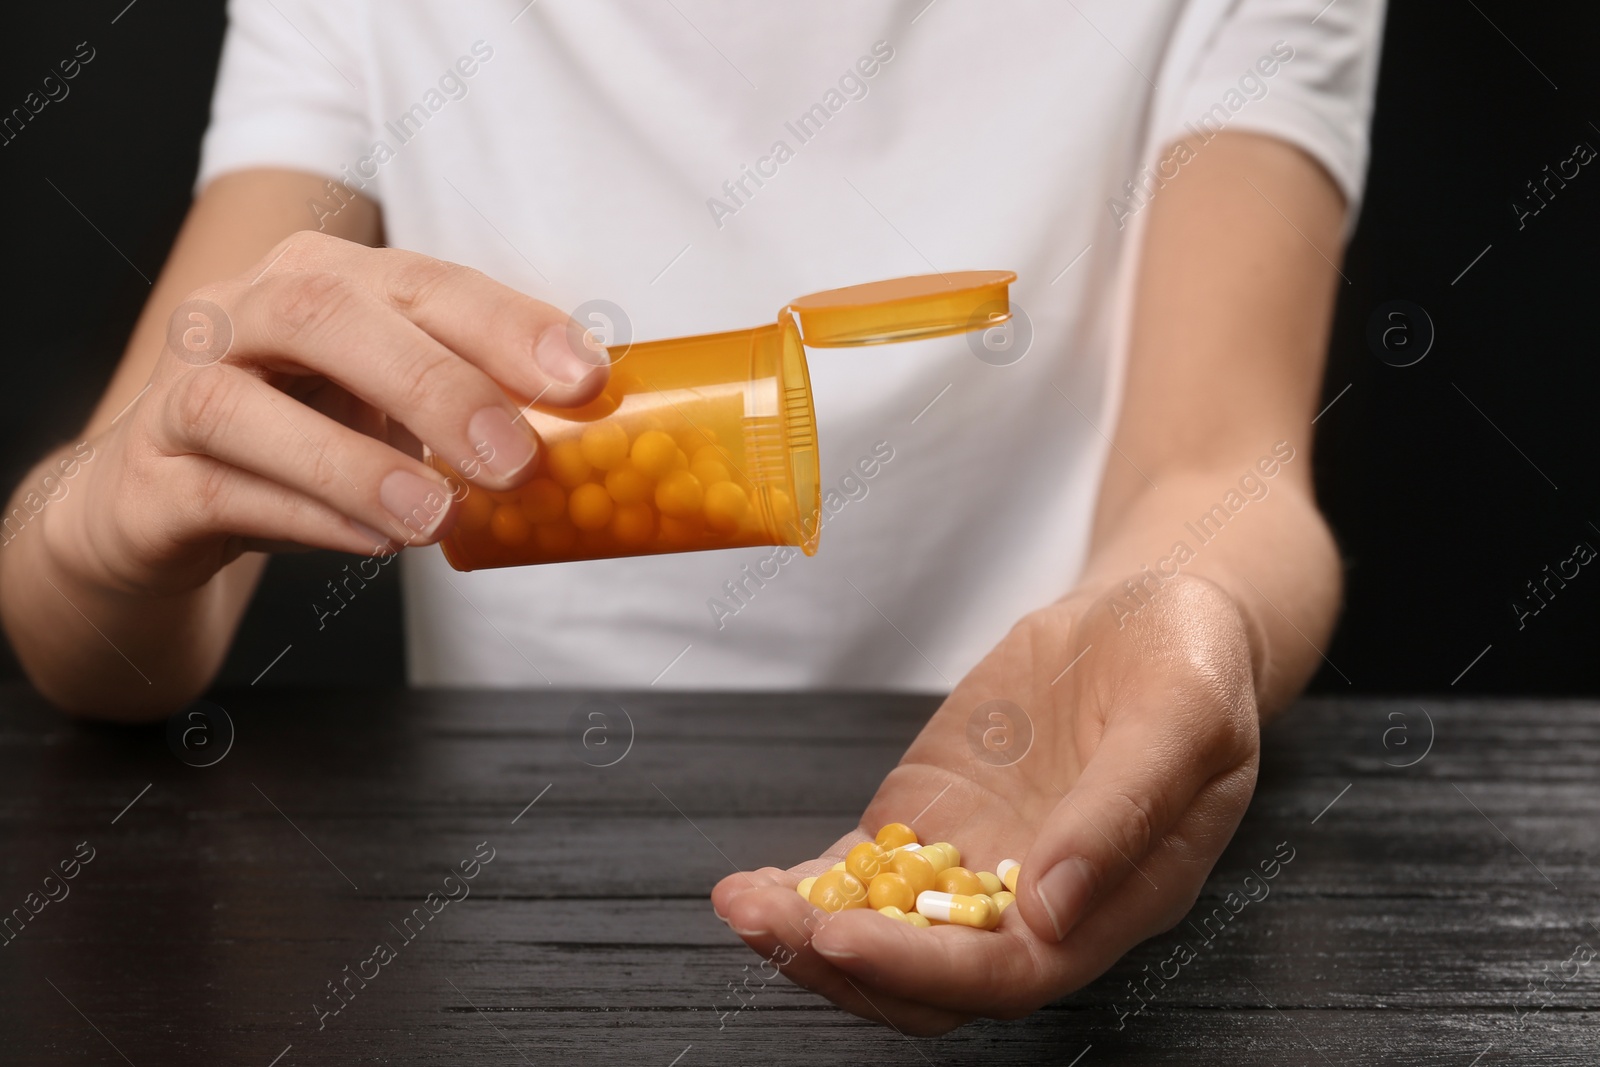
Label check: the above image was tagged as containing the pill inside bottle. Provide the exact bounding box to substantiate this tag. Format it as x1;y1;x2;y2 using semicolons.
431;271;1015;570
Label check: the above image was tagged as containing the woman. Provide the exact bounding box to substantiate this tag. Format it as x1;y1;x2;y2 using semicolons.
0;0;1384;1033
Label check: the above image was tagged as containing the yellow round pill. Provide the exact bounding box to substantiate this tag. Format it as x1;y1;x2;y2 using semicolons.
702;481;749;533
991;890;1016;913
768;488;797;530
845;841;889;884
796;876;817;901
519;478;565;525
867;872;915;913
658;514;703;545
579;422;630;471
934;866;983;897
690;446;731;486
546;439;592;489
605;462;653;505
489;504;529;546
875;823;918;850
456;487;494;532
533;522;576;555
977;871;1004;896
676;427;717;455
888;849;936;896
877;905;910;923
630;430;679;479
830;861;846;872
654;470;704;519
609;501;654;546
808;870;868;912
905;912;932;928
608;370;644;397
568;483;615;531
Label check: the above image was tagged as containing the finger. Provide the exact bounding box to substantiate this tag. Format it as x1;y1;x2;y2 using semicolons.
219;273;544;495
157;364;463;547
808;902;1048;1018
719;879;971;1035
711;826;873;920
257;233;609;406
163;456;404;557
216;272;542;490
810;781;1254;1018
1015;704;1255;944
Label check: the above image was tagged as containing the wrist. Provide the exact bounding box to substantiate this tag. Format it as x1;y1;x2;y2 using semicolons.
1062;570;1266;704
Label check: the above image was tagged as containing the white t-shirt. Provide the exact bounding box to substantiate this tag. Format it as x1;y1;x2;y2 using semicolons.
198;0;1385;691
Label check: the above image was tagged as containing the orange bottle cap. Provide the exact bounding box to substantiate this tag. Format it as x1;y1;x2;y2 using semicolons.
785;270;1016;347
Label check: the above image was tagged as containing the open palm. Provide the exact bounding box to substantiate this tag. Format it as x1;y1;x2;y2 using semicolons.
712;575;1261;1034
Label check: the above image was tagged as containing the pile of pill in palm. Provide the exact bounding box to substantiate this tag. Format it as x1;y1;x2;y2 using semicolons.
795;823;1021;930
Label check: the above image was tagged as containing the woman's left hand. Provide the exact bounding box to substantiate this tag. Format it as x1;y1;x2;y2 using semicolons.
711;574;1261;1034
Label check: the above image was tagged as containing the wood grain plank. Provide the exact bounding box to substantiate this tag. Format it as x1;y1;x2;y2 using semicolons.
1;684;1597;1065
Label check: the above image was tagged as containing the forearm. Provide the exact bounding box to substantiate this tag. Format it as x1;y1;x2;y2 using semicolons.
2;172;381;720
1063;133;1349;719
1072;460;1340;718
0;441;263;720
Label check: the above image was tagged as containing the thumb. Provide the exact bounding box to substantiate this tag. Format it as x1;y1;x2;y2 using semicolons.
1014;717;1203;943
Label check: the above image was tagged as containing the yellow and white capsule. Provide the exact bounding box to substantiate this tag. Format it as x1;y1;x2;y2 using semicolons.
915;890;994;929
796;876;817;900
971;894;1003;929
997;858;1021;893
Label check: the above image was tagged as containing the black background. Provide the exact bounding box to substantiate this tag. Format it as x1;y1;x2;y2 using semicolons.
0;1;1594;695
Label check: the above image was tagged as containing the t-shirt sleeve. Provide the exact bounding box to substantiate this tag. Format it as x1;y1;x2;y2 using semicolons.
195;0;373;196
1163;0;1388;224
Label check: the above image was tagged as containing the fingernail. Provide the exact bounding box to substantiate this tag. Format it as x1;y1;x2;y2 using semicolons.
379;470;452;541
349;520;394;552
468;407;539;481
1035;857;1097;941
813;944;859;961
535;324;605;385
730;925;769;938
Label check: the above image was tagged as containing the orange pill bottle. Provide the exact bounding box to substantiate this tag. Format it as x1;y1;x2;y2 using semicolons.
431;270;1015;570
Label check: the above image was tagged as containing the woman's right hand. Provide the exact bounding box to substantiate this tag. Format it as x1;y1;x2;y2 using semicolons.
56;230;607;598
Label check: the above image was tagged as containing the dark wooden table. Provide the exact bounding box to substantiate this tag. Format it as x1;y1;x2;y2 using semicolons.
2;685;1596;1065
